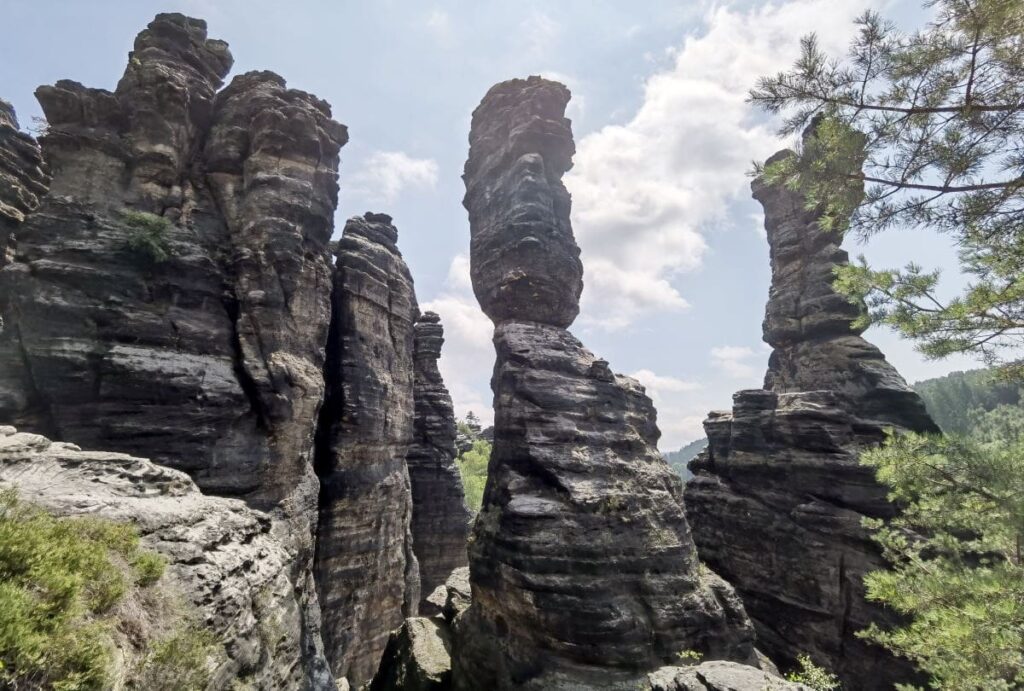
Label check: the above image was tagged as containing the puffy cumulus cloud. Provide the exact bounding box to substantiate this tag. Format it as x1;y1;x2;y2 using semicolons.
420;254;495;426
349;151;439;205
710;345;759;379
566;0;875;330
631;369;700;394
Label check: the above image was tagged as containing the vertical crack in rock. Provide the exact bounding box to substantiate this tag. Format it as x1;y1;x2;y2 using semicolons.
451;76;756;691
0;13;348;688
315;212;420;688
407;311;471;609
684;124;939;689
0;100;50;268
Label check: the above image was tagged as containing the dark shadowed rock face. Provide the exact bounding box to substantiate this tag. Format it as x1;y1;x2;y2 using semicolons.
453;77;755;691
315;212;420;687
0;101;50;268
0;14;347;504
408;311;470;609
685;143;938;689
462;77;582;328
0;13;347;689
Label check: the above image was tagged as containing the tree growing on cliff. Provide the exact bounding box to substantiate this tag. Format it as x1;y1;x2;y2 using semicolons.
859;431;1024;688
751;0;1024;376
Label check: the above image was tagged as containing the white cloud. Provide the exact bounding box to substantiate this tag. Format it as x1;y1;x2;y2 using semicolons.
350;151;439;205
710;345;758;379
521;10;560;57
566;0;875;330
631;368;701;394
424;8;453;42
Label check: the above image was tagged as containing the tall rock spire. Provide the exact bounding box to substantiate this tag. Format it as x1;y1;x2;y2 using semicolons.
407;311;471;607
315;213;421;687
685;127;938;689
452;76;755;690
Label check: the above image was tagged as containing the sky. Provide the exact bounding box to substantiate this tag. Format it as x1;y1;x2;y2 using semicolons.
1;0;980;450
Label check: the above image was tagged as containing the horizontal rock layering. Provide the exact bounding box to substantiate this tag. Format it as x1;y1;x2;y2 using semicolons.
685;131;938;689
451;76;756;690
0;427;317;688
407;311;471;609
315;212;420;687
0;13;367;689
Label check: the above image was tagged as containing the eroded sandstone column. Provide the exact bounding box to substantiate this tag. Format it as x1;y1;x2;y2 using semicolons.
684;127;938;688
315;212;420;687
0;14;347;688
0;101;50;268
407;311;471;607
452;76;755;690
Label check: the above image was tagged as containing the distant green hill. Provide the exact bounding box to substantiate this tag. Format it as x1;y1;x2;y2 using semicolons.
913;369;1023;436
662;437;708;482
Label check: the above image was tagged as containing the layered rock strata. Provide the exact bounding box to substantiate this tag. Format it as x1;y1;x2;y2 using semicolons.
0;101;50;268
0;14;348;688
684;140;939;688
315;212;420;687
451;77;755;690
0;427;318;689
407;311;471;608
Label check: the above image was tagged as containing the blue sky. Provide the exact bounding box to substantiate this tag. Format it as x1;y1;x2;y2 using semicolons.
2;0;978;449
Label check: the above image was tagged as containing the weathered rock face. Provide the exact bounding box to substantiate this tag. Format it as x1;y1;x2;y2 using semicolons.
462;77;582;328
452;77;755;691
407;311;470;608
0;14;347;503
0;101;50;268
0;426;318;689
315;212;420;687
684;143;939;688
0;13;347;689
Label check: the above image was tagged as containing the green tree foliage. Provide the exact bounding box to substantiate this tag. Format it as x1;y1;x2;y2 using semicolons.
751;0;1024;375
662;438;708;482
0;488;167;690
859;432;1024;688
132;625;217;691
121;209;173;264
456;440;491;513
785;653;841;691
914;367;1022;433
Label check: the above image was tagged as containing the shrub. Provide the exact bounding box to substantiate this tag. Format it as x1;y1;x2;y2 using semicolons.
0;488;169;690
121;209;173;263
456;440;491;512
132;625;217;691
785;653;840;690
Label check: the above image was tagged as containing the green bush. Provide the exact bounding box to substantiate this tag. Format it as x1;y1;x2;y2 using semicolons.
0;488;168;690
456;440;491;513
132;625;217;691
785;653;840;690
121;209;173;263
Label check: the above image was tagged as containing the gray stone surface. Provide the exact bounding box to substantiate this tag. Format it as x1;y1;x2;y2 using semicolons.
684;135;938;689
371;618;453;691
408;312;471;610
0;426;327;690
0;100;50;268
315;212;420;687
0;14;346;689
647;662;810;691
452;77;755;691
462;77;582;328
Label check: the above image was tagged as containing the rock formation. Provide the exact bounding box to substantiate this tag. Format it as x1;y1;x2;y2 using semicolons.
0;426;318;688
0;100;50;268
407;311;471;608
451;76;756;690
375;566;808;691
0;13;361;689
315;212;420;686
684;137;939;688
